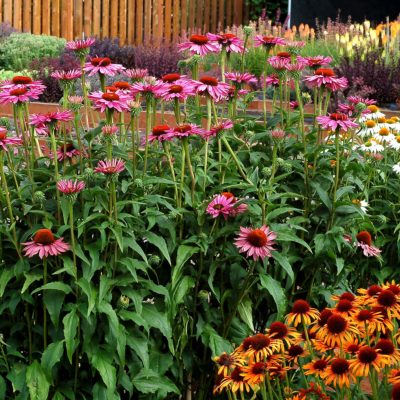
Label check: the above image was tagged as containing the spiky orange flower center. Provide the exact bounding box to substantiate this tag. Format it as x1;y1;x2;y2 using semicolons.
347;344;360;354
175;124;192;133
366;120;376;128
327;314;347;334
336;299;353;312
378;290;397;307
152;125;169;136
331;358;349;375
199;76;219;86
315;68;335;77
269;321;288;339
379;127;390;136
330;113;348;121
221;33;236;40
367;285;382;297
169;84;183;93
288;345;304;357
250;362;268;374
318;308;333;326
114;81;130;89
277;51;291;58
230;367;244;382
0;132;7;140
216;353;235;366
190;34;208;45
340;292;355;302
356;310;374;322
388;285;400;295
375;339;395;355
368;105;379;113
33;229;55;245
358;346;377;364
10;87;28;96
12;76;33;84
222;192;235;200
247;229;268;247
313;359;328;370
396;136;400;143
356;231;372;246
292;299;311;314
102;93;120;101
162;73;181;82
91;57;111;66
249;334;271;350
105;86;118;92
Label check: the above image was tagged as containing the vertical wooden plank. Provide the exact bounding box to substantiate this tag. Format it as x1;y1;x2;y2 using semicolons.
172;0;179;41
152;0;157;43
119;0;127;44
33;0;41;33
127;0;135;44
188;0;195;34
210;0;217;32
136;0;143;44
61;0;73;40
204;0;210;33
23;0;32;32
0;0;2;23
102;0;110;38
218;0;224;27
41;0;50;34
110;0;118;38
180;0;186;36
3;0;12;23
92;0;101;38
51;0;60;36
195;0;203;32
226;0;232;27
84;0;93;37
13;0;22;30
235;0;243;25
164;0;171;43
73;0;82;38
144;0;151;42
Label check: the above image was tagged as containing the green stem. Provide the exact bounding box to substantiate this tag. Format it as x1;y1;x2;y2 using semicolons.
69;202;78;281
43;257;48;350
183;138;195;204
162;142;178;206
143;100;152;176
49;127;61;222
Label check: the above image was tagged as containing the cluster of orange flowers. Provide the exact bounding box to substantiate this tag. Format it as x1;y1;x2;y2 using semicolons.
213;282;400;399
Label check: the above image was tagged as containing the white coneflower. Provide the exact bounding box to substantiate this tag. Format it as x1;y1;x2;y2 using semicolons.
373;126;395;143
358;139;384;153
389;136;400;150
358;120;379;138
393;163;400;175
359;105;385;122
352;199;369;213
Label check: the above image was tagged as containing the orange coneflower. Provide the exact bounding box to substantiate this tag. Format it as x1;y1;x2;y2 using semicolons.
310;308;334;335
303;356;331;377
392;383;400;400
375;339;400;365
266;321;301;350
382;281;400;296
269;363;291;380
286;344;308;363
388;369;400;385
352;308;385;335
236;333;280;361
317;314;359;347
357;284;383;304
216;366;251;394
349;345;390;377
313;338;336;353
286;300;320;327
322;357;354;388
331;291;356;303
343;338;364;356
214;352;244;376
373;289;400;320
334;299;359;316
241;361;270;385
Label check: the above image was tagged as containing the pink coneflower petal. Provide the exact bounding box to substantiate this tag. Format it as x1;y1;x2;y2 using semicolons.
206;195;235;219
202;120;233;139
66;37;95;51
303;68;348;91
0;86;43;104
194;76;230;101
165;124;204;139
51;69;82;81
207;33;245;53
95;159;125;175
149;125;171;142
0;128;23;151
225;72;257;84
88;91;131;113
316;113;358;132
57;179;85;194
83;57;125;77
254;35;286;48
234;225;277;260
178;34;220;56
56;143;81;161
22;228;70;259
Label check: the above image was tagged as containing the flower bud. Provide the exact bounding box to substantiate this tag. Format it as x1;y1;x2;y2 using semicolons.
243;26;253;36
33;191;46;204
262;167;272;177
149;255;161;266
117;295;130;309
134;178;144;188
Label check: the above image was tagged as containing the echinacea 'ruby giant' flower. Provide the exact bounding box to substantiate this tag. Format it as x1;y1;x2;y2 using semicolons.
194;76;230;101
57;179;85;194
22;229;70;259
83;57;125;77
178;34;220;56
206;195;235;219
0;127;23;151
235;225;277;261
303;68;348;91
95;159;125;175
254;35;286;49
316;113;358;131
0;86;43;104
356;231;381;258
88;91;131;113
207;33;245;53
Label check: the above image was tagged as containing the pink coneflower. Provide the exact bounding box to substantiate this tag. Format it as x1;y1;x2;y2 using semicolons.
226;85;248;101
159;82;196;101
178;34;220;56
194;76;230;101
88;91;131;113
56;143;81;161
68;95;84;104
111;81;132;94
289;101;299;110
347;96;377;106
161;73;183;83
207;33;245;53
356;231;381;258
0;86;43;104
0;127;23;151
149;125;171;142
316;113;358;132
66;37;95;52
235;225;277;261
29;111;74;131
338;102;371;117
51;69;82;82
0;75;46;92
254;35;286;49
225;72;257;85
102;125;119;137
222;192;248;217
271;129;286;139
57;179;85;194
202;120;234;139
83;57;125;77
131;79;166;99
268;56;290;73
286;41;306;51
298;55;332;70
123;68;148;81
166;124;204;139
206;195;235;219
95;159;125;175
22;228;70;259
265;74;280;87
303;68;348;91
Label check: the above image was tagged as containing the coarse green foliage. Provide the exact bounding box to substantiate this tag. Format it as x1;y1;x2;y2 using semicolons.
0;33;65;71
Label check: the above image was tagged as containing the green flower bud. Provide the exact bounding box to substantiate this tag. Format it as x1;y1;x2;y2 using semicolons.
117;295;130;309
262;167;272;177
355;102;367;112
0;117;11;129
83;167;95;182
243;26;253;36
33;191;46;204
282;162;292;172
149;255;161;266
134;178;144;188
276;157;285;167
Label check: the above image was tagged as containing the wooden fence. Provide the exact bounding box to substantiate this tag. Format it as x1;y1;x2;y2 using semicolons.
0;0;248;45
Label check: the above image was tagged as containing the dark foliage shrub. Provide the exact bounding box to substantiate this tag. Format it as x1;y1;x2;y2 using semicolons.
336;50;400;105
29;52;81;103
88;37;136;67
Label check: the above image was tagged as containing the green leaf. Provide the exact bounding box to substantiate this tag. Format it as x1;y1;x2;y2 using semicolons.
44;291;66;329
145;232;171;265
238;298;254;332
0;375;6;400
259;274;287;320
63;308;79;363
41;340;64;377
26;361;50;400
0;269;13;297
91;351;116;390
266;206;302;222
272;252;294;284
273;227;312;253
78;278;97;317
311;182;332;211
172;245;198;288
32;282;72;294
21;273;42;294
336;258;345;275
201;324;233;357
132;369;179;395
